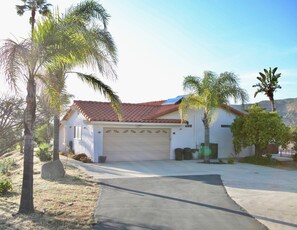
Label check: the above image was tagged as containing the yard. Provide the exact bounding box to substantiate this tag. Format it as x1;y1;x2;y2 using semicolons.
0;151;99;230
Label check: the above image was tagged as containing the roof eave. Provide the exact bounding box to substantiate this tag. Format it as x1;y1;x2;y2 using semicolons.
89;121;184;126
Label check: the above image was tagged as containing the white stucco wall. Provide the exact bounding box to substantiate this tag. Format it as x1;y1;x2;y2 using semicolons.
59;124;66;152
161;111;198;159
93;126;103;162
59;110;95;161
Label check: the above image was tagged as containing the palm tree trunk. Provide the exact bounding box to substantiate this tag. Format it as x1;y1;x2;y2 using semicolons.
270;99;276;112
204;125;210;163
19;77;36;214
46;121;51;144
31;9;36;39
202;112;210;163
53;114;60;161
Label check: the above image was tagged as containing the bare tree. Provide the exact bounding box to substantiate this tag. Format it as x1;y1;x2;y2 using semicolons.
0;94;24;155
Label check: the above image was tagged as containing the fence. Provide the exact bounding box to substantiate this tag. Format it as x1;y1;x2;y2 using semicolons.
278;148;296;157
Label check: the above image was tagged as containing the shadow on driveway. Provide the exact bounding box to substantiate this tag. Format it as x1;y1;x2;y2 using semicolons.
93;175;266;230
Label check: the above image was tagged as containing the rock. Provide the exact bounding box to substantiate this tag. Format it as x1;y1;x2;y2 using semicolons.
41;160;65;180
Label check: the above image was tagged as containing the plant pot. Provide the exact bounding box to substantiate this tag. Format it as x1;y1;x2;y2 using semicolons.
99;156;107;163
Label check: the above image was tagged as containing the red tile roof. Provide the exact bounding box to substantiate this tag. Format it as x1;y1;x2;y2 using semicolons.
220;104;245;116
62;100;245;124
63;100;182;124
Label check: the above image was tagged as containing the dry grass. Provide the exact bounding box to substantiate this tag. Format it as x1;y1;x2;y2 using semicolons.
0;151;99;230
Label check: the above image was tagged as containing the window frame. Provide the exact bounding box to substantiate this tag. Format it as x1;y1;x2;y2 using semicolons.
74;126;82;140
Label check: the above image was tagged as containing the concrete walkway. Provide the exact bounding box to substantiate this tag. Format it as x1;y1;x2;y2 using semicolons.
61;158;297;230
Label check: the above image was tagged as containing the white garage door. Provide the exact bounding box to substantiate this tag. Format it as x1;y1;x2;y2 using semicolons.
103;128;170;162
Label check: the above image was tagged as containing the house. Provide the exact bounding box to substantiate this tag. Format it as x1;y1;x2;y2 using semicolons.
59;96;253;162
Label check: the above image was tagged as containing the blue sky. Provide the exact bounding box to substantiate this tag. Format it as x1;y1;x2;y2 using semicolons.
0;0;296;104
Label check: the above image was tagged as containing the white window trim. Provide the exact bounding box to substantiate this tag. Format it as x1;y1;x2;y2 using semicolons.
74;126;82;140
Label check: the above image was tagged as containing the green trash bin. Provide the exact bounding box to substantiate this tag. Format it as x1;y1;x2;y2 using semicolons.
200;143;218;159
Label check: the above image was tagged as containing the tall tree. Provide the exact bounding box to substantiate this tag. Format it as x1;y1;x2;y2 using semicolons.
16;0;51;37
0;0;120;213
253;67;281;112
179;71;248;162
36;0;121;160
231;104;290;156
1;0;51;214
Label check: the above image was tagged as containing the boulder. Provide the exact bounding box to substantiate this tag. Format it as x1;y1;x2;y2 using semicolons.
41;159;65;180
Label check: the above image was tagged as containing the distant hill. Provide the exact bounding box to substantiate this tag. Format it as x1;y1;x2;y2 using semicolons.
232;98;297;126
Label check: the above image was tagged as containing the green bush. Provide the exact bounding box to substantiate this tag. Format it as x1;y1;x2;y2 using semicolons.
227;158;234;164
0;179;12;195
0;158;15;174
292;154;297;162
36;143;52;162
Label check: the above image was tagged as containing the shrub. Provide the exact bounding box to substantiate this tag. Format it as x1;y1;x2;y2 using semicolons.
227;157;234;164
36;143;52;161
0;179;12;195
292;154;297;162
0;158;15;174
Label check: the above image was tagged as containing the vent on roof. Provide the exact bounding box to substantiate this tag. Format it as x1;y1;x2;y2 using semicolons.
162;96;184;105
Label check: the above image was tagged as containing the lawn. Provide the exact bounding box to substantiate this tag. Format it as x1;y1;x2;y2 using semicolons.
0;151;99;230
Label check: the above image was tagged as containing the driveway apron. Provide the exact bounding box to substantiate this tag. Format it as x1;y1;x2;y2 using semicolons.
92;175;266;230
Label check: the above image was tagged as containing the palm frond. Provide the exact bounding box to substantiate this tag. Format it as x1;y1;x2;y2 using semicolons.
183;76;199;92
272;67;278;75
254;67;282;103
73;72;122;120
67;0;110;29
0;38;32;92
180;71;247;126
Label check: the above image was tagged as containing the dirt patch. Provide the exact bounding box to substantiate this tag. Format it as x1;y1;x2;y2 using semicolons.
0;152;99;229
276;160;297;170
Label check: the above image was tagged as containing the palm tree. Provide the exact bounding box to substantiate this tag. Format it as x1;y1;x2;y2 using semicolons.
0;38;44;213
35;0;121;160
179;71;248;163
16;0;51;37
253;67;281;112
0;0;120;214
3;0;51;214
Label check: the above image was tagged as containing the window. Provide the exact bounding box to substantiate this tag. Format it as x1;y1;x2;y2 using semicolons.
74;126;82;139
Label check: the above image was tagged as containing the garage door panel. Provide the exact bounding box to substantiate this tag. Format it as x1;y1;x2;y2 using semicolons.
103;128;170;161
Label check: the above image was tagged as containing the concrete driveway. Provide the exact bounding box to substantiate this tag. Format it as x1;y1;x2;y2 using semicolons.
62;158;297;230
